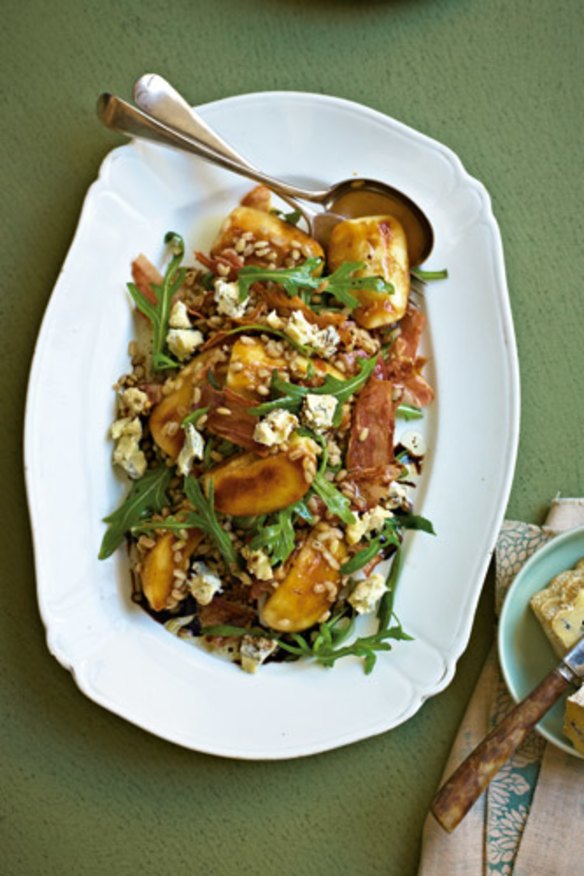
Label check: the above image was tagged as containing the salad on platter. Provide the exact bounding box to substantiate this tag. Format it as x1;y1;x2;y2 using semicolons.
99;185;440;674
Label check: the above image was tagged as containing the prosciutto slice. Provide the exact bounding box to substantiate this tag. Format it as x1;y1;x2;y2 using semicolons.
131;254;163;305
386;303;434;408
346;376;400;507
200;382;269;456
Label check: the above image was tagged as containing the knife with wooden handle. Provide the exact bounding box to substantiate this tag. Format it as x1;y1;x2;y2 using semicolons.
431;634;584;832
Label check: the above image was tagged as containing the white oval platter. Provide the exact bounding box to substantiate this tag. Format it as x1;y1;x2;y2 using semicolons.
24;91;519;759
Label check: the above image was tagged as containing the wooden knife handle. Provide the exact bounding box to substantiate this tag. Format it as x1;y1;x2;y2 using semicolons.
431;668;571;832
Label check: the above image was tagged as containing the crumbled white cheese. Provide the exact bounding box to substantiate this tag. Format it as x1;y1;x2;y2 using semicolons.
240;635;278;674
284;311;340;359
176;423;205;476
166;328;204;361
345;505;393;545
265;309;284;330
253;409;299;446
313;325;340;358
399;430;427;458
111;417;147;480
241;546;273;581
387;482;411;511
302;393;337;430
188;561;223;606
165;614;197;636
119;387;150;416
168;299;192;329
285;310;316;346
349;573;387;615
214;278;247;318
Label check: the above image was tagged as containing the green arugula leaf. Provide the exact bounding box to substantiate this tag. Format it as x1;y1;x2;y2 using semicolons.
249;354;378;426
340;512;434;575
396;403;423;421
99;465;173;560
238;258;323;300
377;546;402;631
237;258;393;310
203;436;215;470
181;406;208;428
270;208;302;226
127;231;186;372
311;472;355;525
319;261;394;309
392;512;435;534
341;532;401;576
411;267;448;282
248;500;315;566
201;607;408;675
132;476;238;569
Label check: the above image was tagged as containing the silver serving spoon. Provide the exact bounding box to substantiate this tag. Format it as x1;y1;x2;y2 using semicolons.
97;87;433;265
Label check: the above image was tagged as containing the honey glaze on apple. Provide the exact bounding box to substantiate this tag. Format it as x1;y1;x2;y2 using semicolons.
329;188;431;268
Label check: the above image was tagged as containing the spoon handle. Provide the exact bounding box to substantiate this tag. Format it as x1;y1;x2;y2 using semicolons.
96;93;329;205
430;667;571;832
131;75;313;224
133;74;253;169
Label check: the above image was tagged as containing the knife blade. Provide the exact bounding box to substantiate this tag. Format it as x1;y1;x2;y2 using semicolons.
430;634;584;833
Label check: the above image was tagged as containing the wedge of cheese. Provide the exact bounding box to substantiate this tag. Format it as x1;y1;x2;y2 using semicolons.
530;559;584;656
564;686;584;755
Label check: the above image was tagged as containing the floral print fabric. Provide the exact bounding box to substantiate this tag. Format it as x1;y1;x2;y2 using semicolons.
486;521;552;875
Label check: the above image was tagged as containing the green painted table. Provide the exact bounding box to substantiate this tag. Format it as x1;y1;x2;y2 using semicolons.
3;2;583;874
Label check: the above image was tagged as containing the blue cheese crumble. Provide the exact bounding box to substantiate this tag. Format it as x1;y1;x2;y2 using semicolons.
345;505;393;545
349;573;387;614
285;310;340;358
253;409;299;447
241;546;273;581
302;393;337;430
168;299;192;329
119;387;150;416
240;635;278;673
166;328;204;361
177;423;205;476
214;278;247;319
111;417;147;480
188;561;223;606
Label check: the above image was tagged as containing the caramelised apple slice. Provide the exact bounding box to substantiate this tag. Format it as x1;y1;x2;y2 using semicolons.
203;436;317;516
225;337;286;399
141;529;204;612
328;215;410;329
149;349;224;459
225;337;346;400
211;206;324;267
261;530;348;632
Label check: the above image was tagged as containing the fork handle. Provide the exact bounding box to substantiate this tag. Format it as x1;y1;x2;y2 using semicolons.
431;667;571;832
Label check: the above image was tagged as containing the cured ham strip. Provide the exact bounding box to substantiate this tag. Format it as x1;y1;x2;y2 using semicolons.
131;254;163;305
390;302;426;363
346;377;399;508
195;249;244;281
400;368;434;408
200;382;269;456
385;303;434;408
347;378;396;474
258;286;347;329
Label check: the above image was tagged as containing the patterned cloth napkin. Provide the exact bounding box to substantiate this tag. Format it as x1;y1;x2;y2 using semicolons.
417;498;584;876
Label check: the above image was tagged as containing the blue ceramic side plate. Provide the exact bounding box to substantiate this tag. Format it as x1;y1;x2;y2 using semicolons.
498;525;584;759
